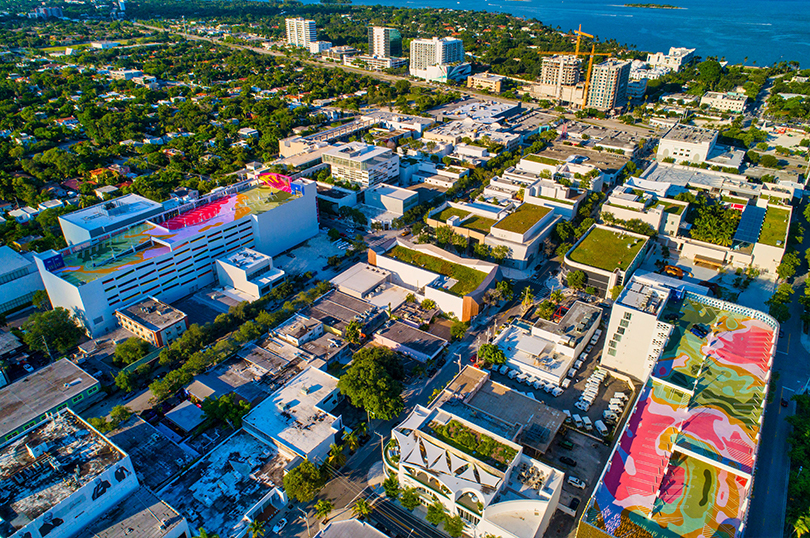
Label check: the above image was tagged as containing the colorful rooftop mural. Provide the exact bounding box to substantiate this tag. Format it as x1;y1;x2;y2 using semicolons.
52;185;295;286
580;295;775;538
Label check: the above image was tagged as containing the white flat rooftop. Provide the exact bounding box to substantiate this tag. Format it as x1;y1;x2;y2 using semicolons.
243;367;340;458
331;262;390;297
495;325;573;385
59;194;163;232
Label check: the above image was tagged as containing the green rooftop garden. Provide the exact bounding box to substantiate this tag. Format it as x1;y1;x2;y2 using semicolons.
654;200;686;216
721;195;749;206
493;203;552;234
568;227;647;271
428;419;516;471
534;194;576;205
462;215;497;233
758;206;790;247
387;246;487;296
523;154;561;166
435;207;471;223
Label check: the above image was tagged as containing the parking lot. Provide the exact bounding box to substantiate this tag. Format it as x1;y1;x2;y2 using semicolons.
485;322;637;524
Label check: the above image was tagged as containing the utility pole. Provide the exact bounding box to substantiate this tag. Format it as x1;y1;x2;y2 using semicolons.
42;335;53;362
375;431;386;464
455;352;462;373
297;507;311;538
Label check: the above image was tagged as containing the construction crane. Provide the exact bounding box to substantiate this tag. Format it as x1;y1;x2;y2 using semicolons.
532;25;612;108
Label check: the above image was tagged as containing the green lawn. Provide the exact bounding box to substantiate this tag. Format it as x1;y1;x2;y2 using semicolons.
568;227;647;271
534;194;576;205
435;207;471;223
655;200;686;215
462;215;497;233
387;246;487;296
493;203;552;234
758;206;790;247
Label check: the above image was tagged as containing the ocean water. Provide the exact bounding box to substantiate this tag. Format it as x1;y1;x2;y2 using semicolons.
333;0;810;66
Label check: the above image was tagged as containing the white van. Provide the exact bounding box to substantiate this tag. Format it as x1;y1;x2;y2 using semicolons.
552;387;563;397
563;409;572;423
508;369;518;379
609;397;624;407
603;410;619;422
574;359;584;369
614;392;628;402
499;365;510;375
561;379;571;389
582;416;593;431
568;368;577;378
572;414;583;428
595;420;609;436
579;352;588;361
608;404;623;414
575;401;590;412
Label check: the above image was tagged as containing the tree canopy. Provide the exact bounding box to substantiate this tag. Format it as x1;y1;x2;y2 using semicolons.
338;346;404;420
22;307;84;355
282;459;326;503
478;343;506;365
113;337;151;366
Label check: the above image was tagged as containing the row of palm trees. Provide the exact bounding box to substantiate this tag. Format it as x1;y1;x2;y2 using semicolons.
197;518;266;538
314;496;373;522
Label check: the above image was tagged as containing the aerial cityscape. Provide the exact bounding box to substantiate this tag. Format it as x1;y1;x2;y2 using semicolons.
0;1;807;538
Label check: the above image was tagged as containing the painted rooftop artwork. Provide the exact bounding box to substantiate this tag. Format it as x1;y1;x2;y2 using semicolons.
582;295;776;538
53;185;295;285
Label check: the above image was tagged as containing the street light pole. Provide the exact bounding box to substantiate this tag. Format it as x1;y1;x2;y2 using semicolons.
375;431;386;465
298;507;311;538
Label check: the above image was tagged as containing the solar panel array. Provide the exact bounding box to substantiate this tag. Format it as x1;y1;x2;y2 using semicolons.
733;205;766;244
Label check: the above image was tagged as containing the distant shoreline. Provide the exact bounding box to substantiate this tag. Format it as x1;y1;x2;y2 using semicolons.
624;3;685;9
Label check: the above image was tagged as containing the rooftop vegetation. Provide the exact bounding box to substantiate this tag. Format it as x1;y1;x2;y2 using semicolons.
493;203;552;234
435;207;471;222
462;215;497;234
759;206;790;247
523;154;561;166
654;200;686;216
387;246;487;296
428;419;516;471
567;227;647;271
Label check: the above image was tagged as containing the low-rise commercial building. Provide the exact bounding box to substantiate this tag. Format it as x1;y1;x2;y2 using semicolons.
0;409;141;538
373;320;447;363
467;72;505;93
370;239;499;321
243;366;343;462
345;54;407;71
160;429;290;537
700;91;747;112
215;248;286;301
580;274;776;538
0;359;100;444
563;224;650;298
114;297;188;347
656;123;745;169
322;142;400;186
386;381;564;538
601;184;688;236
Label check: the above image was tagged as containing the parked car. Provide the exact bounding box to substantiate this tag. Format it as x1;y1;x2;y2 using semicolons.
22;363;34;373
569;497;581;510
558;439;574;450
567;475;586;488
560;456;577;467
273;519;287;533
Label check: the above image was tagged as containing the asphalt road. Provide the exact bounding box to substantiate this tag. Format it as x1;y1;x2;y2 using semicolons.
746;200;810;538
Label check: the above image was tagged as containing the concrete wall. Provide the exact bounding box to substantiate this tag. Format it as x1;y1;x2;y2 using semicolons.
254;182;319;256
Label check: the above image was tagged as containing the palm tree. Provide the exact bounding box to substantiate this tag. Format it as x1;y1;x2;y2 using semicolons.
315;499;334;521
353;498;372;519
520;286;534;314
355;422;368;438
796;515;810;537
247;520;265;538
198;528;220;538
327;443;346;468
550;290;564;305
344;431;360;452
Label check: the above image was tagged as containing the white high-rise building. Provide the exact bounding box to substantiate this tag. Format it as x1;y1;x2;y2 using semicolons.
285;18;316;47
368;26;402;58
409;37;468;82
646;47;696;72
586;59;631;110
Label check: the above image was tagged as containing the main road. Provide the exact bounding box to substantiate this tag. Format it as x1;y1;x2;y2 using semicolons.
131;22;540;109
746;200;810;538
